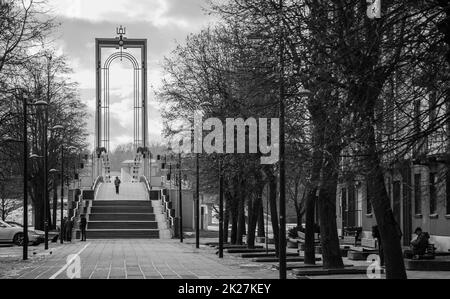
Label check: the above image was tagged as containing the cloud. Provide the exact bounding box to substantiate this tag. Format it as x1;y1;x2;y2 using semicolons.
45;0;216;150
48;0;214;28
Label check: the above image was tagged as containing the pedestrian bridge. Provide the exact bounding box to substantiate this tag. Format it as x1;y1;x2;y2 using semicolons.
96;182;148;201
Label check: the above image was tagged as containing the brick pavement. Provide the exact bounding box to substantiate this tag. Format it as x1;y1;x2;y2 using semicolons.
0;240;279;280
2;239;450;279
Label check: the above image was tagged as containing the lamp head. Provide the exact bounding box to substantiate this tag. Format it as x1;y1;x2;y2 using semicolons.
32;100;49;107
298;88;313;97
3;137;23;143
51;125;64;131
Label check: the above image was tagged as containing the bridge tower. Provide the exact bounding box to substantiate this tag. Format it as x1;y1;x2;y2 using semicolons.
94;26;150;182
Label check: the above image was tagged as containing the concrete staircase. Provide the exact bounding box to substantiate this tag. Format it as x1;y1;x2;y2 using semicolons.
77;182;172;240
86;200;160;239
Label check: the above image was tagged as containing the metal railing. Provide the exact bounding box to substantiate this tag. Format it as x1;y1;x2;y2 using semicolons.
70;176;102;237
140;176;152;201
161;190;176;232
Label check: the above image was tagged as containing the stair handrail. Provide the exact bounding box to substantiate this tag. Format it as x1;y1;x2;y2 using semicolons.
92;176;104;193
71;176;102;231
160;189;176;232
70;190;85;232
140;176;152;201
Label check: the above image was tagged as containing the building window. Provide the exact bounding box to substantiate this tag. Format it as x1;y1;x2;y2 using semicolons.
414;174;422;215
430;173;437;215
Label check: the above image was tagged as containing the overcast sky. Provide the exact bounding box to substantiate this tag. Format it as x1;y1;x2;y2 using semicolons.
47;0;215;150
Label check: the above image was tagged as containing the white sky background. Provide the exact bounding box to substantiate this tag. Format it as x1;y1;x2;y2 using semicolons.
47;0;216;150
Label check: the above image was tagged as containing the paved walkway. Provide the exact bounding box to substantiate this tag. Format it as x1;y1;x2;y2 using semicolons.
3;239;450;279
0;240;278;280
96;183;148;201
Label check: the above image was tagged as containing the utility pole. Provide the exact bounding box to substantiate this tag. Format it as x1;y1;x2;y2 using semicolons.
278;0;287;280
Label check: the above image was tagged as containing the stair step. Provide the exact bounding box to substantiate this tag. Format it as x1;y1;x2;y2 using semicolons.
88;221;158;230
86;230;160;239
89;214;156;221
93;201;151;207
91;207;154;214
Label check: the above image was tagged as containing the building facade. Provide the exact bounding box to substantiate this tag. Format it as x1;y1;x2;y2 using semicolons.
337;155;450;251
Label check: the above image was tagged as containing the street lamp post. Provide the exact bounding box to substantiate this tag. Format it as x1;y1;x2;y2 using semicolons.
60;146;64;244
52;125;66;244
49;169;59;234
7;92;48;260
178;152;183;243
246;1;312;279
218;158;224;258
43;54;53;251
22;95;29;260
278;0;287;280
195;152;200;249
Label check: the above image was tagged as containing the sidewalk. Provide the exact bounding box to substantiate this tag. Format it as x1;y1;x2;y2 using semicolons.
3;239;450;279
0;240;279;279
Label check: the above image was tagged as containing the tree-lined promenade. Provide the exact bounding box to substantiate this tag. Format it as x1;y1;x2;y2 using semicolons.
0;0;89;232
0;0;449;281
158;0;450;279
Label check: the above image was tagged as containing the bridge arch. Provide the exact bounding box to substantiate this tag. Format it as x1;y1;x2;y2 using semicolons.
94;30;149;182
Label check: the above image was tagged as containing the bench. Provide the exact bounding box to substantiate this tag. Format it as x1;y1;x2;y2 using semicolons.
341;236;359;247
297;232;320;244
406;259;450;271
361;238;378;250
404;244;436;260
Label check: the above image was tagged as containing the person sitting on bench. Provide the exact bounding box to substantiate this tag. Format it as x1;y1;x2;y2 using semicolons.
411;227;430;258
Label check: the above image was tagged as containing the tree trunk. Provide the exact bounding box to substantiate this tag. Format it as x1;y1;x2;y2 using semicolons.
318;147;344;269
365;122;407;279
32;182;45;230
268;173;280;257
52;185;58;229
46;191;52;229
305;119;324;265
247;188;263;249
257;202;265;238
230;182;239;245
236;188;246;246
305;189;317;265
247;196;256;249
224;195;230;244
295;203;302;228
1;199;5;221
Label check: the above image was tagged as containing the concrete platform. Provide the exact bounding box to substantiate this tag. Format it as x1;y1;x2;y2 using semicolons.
251;257;322;263
218;245;263;250
348;250;378;261
406;259;450;271
240;252;299;259
227;248;276;254
274;263;354;270
293;267;381;277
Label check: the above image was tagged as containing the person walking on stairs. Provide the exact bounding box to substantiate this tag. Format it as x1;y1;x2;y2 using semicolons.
114;177;121;195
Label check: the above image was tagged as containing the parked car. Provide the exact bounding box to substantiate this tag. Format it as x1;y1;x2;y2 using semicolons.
7;222;60;243
0;220;42;246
